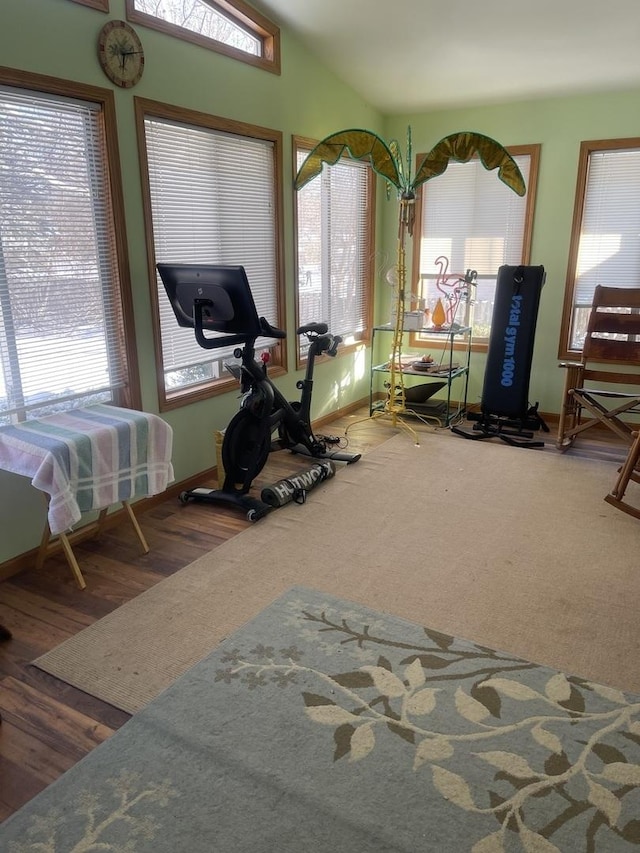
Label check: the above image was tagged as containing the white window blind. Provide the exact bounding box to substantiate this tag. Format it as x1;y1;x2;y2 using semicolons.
0;86;128;424
144;116;278;395
295;146;371;357
574;148;640;307
418;153;532;339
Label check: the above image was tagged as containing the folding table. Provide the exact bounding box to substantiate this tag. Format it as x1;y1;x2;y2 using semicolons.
0;404;174;588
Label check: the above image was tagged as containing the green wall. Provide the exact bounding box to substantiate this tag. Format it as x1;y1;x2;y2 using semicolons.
383;93;640;408
1;0;639;565
0;0;382;563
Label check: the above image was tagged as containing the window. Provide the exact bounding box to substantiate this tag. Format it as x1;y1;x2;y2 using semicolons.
561;138;640;356
413;145;539;346
136;99;284;409
294;137;374;364
0;72;139;425
126;0;280;74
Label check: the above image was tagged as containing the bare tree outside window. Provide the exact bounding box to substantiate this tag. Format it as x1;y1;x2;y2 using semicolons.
0;81;136;424
132;0;260;55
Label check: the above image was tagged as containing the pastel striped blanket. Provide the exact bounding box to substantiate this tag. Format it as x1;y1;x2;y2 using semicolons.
0;405;174;535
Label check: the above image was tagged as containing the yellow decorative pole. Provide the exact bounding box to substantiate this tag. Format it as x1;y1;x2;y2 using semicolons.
384;191;419;441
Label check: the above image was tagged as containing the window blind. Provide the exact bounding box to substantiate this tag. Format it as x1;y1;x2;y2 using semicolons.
144;116;278;393
419;154;531;277
296;148;370;351
0;86;127;424
418;153;532;337
574;147;640;307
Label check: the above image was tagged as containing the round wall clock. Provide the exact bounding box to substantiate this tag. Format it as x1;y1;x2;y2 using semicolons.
97;20;145;88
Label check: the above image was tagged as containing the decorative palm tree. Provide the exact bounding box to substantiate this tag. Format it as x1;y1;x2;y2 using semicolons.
295;128;526;440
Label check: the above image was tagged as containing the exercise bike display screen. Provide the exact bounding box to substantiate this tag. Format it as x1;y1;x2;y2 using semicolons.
157;263;262;337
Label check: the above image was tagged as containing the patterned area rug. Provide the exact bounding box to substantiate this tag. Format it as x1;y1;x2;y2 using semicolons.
6;587;640;851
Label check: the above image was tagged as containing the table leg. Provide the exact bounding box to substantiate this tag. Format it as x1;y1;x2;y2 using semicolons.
0;624;9;725
36;520;53;571
36;500;147;589
58;533;87;590
94;508;109;539
123;500;150;554
37;510;86;590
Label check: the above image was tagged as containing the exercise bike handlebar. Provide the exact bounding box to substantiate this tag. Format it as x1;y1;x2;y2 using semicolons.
192;297;341;360
191;300;287;350
256;320;342;360
258;317;286;340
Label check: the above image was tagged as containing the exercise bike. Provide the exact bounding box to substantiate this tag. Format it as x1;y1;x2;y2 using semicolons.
158;263;360;521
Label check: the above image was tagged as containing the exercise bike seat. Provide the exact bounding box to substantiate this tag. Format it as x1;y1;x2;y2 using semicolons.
297;322;328;335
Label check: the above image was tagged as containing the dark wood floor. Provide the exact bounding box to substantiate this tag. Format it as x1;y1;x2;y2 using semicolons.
0;408;400;822
0;408;625;822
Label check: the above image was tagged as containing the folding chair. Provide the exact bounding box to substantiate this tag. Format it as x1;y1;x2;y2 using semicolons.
557;285;640;451
604;429;640;519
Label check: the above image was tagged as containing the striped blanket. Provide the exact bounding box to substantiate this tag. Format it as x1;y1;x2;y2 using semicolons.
0;405;174;535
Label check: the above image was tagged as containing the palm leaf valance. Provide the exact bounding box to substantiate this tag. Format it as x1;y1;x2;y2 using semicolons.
414;131;526;195
295;128;526;198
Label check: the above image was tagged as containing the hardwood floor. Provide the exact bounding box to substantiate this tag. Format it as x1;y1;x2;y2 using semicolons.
0;407;395;821
0;407;625;822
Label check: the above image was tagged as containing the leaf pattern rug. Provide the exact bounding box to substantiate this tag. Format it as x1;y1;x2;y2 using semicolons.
3;587;640;852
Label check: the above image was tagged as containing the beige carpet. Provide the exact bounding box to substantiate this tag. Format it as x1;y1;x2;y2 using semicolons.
34;429;640;714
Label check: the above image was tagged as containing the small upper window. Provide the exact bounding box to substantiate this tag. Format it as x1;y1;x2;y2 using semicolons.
69;0;109;10
125;0;280;74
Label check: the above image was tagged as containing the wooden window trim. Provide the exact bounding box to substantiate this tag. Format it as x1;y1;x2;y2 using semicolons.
125;0;280;75
292;135;375;370
0;65;141;412
559;137;640;361
135;97;285;411
68;0;109;11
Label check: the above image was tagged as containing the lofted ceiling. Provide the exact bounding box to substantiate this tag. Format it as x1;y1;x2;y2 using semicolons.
252;0;640;114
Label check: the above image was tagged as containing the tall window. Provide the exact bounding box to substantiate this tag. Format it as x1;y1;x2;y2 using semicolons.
413;145;539;345
0;73;139;425
126;0;280;74
294;137;374;363
561;138;640;356
137;100;284;409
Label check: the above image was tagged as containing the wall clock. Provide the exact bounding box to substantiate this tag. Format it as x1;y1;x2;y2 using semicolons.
97;20;145;88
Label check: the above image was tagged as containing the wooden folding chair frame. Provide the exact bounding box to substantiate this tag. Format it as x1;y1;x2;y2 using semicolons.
557;286;640;451
604;429;640;519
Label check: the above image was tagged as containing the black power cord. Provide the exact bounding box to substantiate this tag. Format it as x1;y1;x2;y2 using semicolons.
316;433;346;447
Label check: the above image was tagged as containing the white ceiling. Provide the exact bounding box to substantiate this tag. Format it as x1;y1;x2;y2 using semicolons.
252;0;640;113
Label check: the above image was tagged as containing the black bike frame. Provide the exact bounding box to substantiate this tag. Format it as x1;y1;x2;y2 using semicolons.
232;334;328;457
